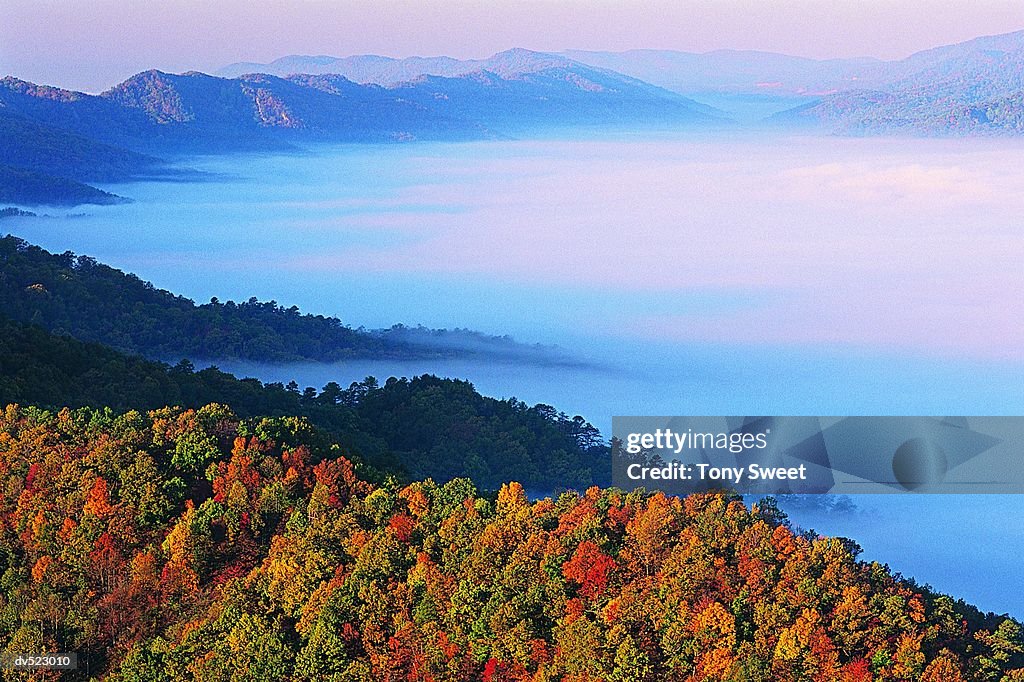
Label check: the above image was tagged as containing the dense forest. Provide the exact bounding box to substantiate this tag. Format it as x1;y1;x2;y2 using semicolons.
0;235;566;364
0;316;606;491
2;238;1022;679
0;406;1020;680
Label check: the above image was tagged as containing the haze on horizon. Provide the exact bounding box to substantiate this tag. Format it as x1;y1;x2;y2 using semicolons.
2;0;1024;93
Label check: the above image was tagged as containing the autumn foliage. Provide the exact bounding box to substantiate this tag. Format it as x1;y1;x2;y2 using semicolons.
0;403;1021;680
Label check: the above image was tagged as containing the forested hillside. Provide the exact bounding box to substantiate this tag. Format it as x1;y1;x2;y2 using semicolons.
0;316;606;491
0;235;569;365
0;112;159;182
0;166;124;206
0;406;1020;680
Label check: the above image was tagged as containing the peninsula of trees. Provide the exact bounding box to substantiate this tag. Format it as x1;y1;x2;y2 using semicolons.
0;236;575;366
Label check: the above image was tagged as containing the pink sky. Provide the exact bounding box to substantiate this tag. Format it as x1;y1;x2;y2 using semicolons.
2;0;1024;92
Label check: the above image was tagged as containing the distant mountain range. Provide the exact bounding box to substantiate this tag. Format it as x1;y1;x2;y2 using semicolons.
224;30;1024;132
0;49;720;205
219;49;582;84
2;48;717;147
568;32;1024;133
772;32;1024;134
3;33;1024;205
222;48;884;96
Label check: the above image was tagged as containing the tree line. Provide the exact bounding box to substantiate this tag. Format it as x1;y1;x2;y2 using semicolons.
0;315;607;491
0;235;541;363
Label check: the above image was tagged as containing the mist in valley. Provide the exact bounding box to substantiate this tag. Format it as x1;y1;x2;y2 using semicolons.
6;131;1024;615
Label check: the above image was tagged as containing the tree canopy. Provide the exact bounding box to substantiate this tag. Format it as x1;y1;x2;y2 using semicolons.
0;404;1019;680
0;316;608;491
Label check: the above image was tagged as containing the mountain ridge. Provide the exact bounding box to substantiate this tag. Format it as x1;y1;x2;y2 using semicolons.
1;52;723;204
214;31;1024;128
219;47;608;84
5;32;1024;206
769;31;1024;135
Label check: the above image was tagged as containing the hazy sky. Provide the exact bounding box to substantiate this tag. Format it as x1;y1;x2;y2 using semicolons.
2;1;1024;92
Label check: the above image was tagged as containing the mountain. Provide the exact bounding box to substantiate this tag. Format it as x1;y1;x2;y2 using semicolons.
292;50;722;132
565;31;1024;98
0;109;160;181
212;49;723;133
770;88;1024;135
7;51;722;149
220;47;688;86
218;48;725;125
563;30;1024;132
227;38;1024;130
8;31;1023;204
562;48;888;96
0;70;492;205
559;49;878;121
771;30;1024;134
893;28;1024;87
0;164;125;206
219;53;481;84
0;76;154;147
101;69;488;148
1;52;725;203
0;80;163;204
1;71;477;150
